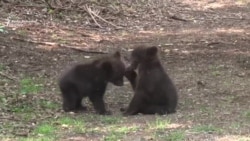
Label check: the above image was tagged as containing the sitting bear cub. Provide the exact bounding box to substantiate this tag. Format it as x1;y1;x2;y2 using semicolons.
122;46;178;115
59;52;125;115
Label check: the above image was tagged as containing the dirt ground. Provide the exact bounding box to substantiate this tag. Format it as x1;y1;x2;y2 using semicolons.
0;0;250;141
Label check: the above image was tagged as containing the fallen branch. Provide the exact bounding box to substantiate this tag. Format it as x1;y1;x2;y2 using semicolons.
11;37;108;54
169;15;188;22
0;116;21;121
85;5;103;28
0;72;16;81
44;0;54;10
59;44;108;54
84;5;122;29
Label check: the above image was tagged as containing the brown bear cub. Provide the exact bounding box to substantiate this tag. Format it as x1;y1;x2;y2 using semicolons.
122;46;178;115
59;52;125;115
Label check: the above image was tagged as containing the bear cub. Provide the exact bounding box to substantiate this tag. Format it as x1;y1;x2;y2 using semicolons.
59;52;125;115
122;46;178;115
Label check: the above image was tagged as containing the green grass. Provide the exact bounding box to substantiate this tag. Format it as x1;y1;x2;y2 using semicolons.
199;105;213;114
104;131;123;141
0;64;5;71
20;136;57;141
56;117;86;134
243;111;250;121
0;25;7;33
147;117;171;130
191;125;222;133
33;123;56;136
99;115;123;124
20;112;34;121
11;103;34;113
211;70;221;76
158;130;185;141
230;122;241;130
115;126;138;134
17;29;28;36
39;100;59;109
104;126;138;141
20;78;43;95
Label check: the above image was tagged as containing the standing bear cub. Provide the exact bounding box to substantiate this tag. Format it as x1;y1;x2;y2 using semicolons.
59;52;125;115
122;46;178;115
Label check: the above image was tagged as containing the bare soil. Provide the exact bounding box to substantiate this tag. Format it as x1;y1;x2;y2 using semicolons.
0;0;250;140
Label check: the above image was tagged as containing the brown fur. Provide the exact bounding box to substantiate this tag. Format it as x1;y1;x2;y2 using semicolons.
59;52;125;115
122;46;178;115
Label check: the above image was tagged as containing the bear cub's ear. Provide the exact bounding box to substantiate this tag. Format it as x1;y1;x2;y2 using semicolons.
113;51;121;59
146;46;158;56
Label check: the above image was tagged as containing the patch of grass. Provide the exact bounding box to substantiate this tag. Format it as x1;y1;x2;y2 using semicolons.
0;64;5;71
199;105;213;114
104;125;138;141
56;117;86;134
1;122;15;137
20;112;34;121
100;115;123;124
33;123;56;136
0;25;7;33
104;132;123;141
0;95;7;105
159;130;185;141
20;136;57;141
147;117;171;130
191;125;222;134
209;65;225;76
39;100;59;109
243;111;250;120
19;78;43;95
17;29;28;36
115;126;138;134
11;103;34;113
211;70;221;76
229;122;241;130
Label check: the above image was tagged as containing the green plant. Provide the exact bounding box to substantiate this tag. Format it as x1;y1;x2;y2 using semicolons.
163;130;185;141
20;78;43;95
33;123;56;136
20;136;57;141
11;103;34;113
244;111;250;121
104;131;123;141
147;117;171;130
56;117;86;134
39;100;59;109
100;116;122;124
0;25;7;33
0;64;5;71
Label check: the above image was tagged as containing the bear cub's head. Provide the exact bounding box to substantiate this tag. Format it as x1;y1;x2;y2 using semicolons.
97;51;125;86
128;46;158;70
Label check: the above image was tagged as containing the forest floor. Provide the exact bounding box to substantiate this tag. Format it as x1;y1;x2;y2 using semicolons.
0;0;250;141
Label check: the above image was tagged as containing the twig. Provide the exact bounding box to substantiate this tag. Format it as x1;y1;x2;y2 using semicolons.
0;117;21;121
85;5;103;28
85;5;122;29
0;72;16;81
13;132;29;137
169;15;188;22
14;4;86;13
11;37;108;54
207;42;220;46
44;0;55;10
59;44;108;54
11;36;57;46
